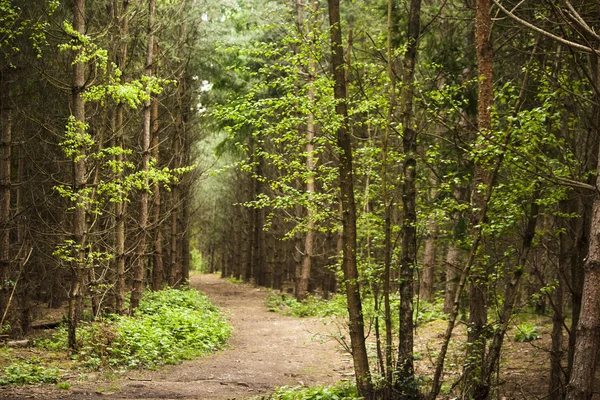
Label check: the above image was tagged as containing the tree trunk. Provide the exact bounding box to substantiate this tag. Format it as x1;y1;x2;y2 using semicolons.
0;76;11;323
131;0;156;312
566;49;600;400
395;0;421;392
327;0;373;397
443;244;461;314
420;218;437;302
151;86;163;291
295;0;318;301
68;0;87;349
549;203;568;400
463;0;493;396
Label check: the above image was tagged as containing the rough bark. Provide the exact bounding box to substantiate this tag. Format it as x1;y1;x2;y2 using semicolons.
327;0;373;397
566;49;600;400
395;0;421;393
0;77;11;323
68;0;87;349
463;0;493;396
131;0;156;312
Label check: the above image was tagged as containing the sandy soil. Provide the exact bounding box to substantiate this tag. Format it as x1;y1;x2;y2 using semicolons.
0;274;351;400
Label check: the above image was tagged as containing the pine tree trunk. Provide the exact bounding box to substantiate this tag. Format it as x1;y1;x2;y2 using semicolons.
0;77;11;324
151;91;163;291
131;0;156;312
113;0;129;316
566;50;600;400
68;0;87;349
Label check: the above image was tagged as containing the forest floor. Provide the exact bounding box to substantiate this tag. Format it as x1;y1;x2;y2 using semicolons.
0;274;352;400
0;274;592;400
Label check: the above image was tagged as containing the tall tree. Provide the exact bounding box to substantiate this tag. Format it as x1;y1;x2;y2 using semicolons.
396;0;421;394
327;0;372;397
131;0;156;312
67;0;88;349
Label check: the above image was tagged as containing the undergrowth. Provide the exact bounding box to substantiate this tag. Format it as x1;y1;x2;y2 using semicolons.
265;294;347;318
0;358;61;385
265;292;446;326
35;287;231;371
258;383;361;399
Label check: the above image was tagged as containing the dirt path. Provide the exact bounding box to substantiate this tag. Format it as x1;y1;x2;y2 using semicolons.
2;274;351;400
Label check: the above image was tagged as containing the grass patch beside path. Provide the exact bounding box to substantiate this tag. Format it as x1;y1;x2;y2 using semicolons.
0;287;231;385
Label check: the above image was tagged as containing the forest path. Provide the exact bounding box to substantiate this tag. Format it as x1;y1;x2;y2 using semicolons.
24;274;351;400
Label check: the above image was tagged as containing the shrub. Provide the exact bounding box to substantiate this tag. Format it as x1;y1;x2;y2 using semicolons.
514;322;541;342
263;383;361;400
0;359;60;385
37;287;231;370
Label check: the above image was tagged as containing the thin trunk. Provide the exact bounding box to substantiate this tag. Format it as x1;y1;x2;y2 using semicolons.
113;0;129;314
420;218;437;302
327;0;372;397
0;77;11;323
68;0;87;349
151;81;163;291
381;0;396;385
252;157;265;285
169;181;180;286
131;0;156;312
181;192;191;284
480;186;540;398
443;244;461;314
296;0;318;301
549;203;568;400
395;0;421;392
463;0;493;396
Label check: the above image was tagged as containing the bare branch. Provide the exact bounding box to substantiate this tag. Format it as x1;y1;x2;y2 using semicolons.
492;0;596;54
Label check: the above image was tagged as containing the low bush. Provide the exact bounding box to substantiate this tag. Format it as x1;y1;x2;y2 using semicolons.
265;294;347;318
38;287;231;370
514;322;541;342
262;383;361;399
0;359;60;385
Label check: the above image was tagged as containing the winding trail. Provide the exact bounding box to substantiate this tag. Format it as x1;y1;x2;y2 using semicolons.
8;274;351;400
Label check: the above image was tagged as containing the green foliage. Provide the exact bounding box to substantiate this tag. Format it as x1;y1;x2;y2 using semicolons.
56;381;71;389
261;383;361;400
265;294;347;318
37;288;231;370
414;298;446;325
514;322;541;343
0;359;60;385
